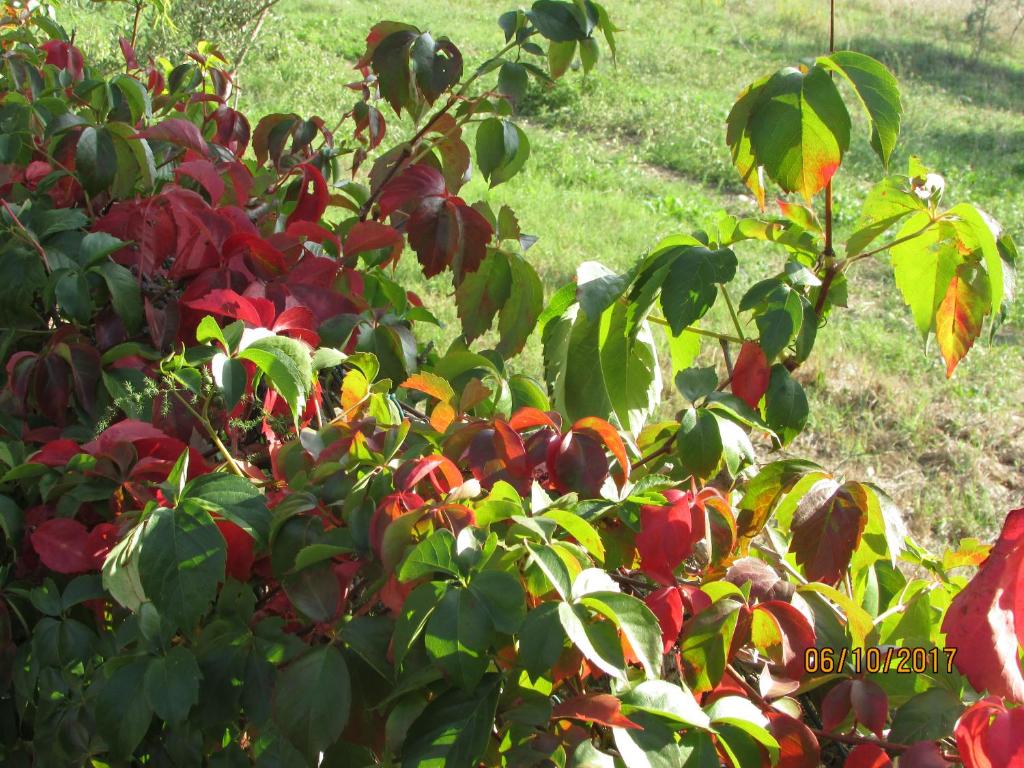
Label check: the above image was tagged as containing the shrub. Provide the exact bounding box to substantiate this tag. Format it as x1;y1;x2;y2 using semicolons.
0;2;1020;767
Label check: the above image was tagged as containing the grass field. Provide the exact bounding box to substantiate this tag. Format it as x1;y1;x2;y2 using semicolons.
67;0;1024;542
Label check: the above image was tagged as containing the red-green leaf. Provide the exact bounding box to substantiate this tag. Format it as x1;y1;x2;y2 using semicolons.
935;262;990;377
552;694;642;730
789;480;869;585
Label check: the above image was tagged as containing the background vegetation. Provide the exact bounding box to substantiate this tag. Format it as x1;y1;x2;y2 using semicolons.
65;0;1024;541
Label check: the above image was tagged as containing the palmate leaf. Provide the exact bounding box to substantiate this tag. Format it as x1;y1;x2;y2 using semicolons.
743;65;851;202
542;263;660;437
238;334;313;423
818;51;903;169
891;212;963;338
788;479;870;585
137;505;225;630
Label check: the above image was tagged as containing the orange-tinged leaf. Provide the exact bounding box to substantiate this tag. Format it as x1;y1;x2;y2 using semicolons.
766;711;820;768
551;694;642;730
459;377;492;412
401;372;456;404
429;401;457;433
935;262;990;377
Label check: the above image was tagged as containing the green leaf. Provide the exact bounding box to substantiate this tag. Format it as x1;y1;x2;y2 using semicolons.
762;365;808;446
475;118;530;186
530;1;587;42
393;581;448;668
678;598;742;693
558;601;626;680
619;680;711;730
76;125;117;193
547;39;576;78
578;591;663;678
96;262;143;333
239;335;313;422
668;330;702;377
891;213;962;338
498;61;529;103
819;51;902;168
400;674;500;768
138;505;226;630
748;65;850;201
274;646;351;760
846;177;924;256
526;542;572;600
456;250;511;343
424;586;494;689
600;299;661;436
675;367;717;402
949;202;1003;317
93;659;154;759
659;246;737;335
519;602;565;678
468;569;526;634
54;269;93;323
675;407;723;480
80;231;127;265
144;645;201;723
726;74;771;208
398;529;460;582
543;509;605;562
179;473;270;547
498;252;544;357
612;711;685;768
888;688;964;744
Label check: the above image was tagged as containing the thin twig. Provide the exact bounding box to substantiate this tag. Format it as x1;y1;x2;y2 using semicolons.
1;199;52;273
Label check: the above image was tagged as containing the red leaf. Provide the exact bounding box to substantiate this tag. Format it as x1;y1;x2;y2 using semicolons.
40;40;84;80
545;431;609;498
572;417;630;490
955;696;1024;768
751;600;816;679
288;163;328;224
31;518;95;574
850;679;888;739
183;288;265;327
551;694;642;730
407;196;492;280
789;480;869;585
935;263;990;378
821;679;854;732
212;107;251;157
378;164;446;217
216;519;255;582
343;220;404;265
941;508;1024;703
175;159;225;203
645;586;684;652
118;37;139;70
636;490;704;586
844;744;892;768
731;340;771;408
87;523;121;569
899;741;949;768
135;118;209;156
766;711;820;768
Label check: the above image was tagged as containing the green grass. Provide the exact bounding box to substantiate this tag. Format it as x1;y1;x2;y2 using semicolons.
65;0;1024;542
